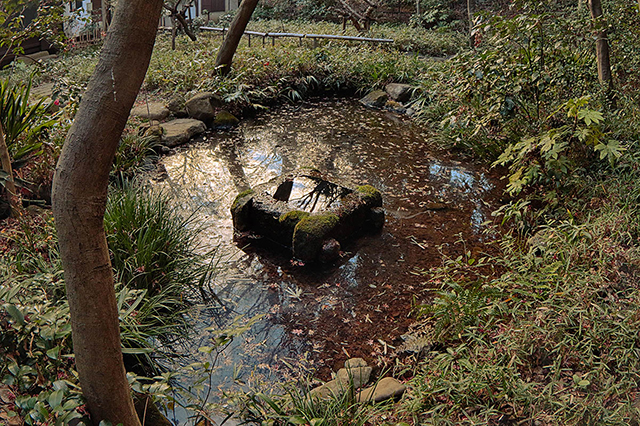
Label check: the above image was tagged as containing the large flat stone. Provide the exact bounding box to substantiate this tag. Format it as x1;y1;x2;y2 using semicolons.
360;90;388;109
160;118;206;147
356;377;406;403
131;102;170;121
308;379;342;400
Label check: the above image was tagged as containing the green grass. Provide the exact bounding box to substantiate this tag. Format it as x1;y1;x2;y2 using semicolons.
0;19;456;112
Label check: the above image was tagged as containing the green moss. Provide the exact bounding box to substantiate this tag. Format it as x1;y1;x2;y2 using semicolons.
213;110;240;127
279;210;310;229
292;212;340;262
356;185;383;207
231;189;254;210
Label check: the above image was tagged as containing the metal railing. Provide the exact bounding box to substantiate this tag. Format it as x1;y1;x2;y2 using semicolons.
197;26;393;47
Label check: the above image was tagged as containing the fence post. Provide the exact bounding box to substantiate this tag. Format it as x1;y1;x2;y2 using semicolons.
248;33;251;47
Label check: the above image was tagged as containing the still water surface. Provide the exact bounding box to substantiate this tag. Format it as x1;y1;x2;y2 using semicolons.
154;98;502;415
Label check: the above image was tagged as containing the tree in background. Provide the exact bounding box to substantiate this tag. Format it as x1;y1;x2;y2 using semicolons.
51;0;164;424
214;0;260;75
587;0;613;93
336;0;381;32
164;0;198;50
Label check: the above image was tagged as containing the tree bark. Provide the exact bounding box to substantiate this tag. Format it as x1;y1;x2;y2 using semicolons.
588;0;613;89
0;121;19;215
214;0;259;75
51;0;163;424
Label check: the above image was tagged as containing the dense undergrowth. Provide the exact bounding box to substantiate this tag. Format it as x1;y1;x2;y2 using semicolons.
395;160;640;425
1;0;640;424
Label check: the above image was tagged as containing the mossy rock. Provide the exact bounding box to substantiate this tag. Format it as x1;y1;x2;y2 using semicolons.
213;110;240;127
293;212;339;262
230;189;254;232
356;185;383;207
279;210;310;229
232;189;254;210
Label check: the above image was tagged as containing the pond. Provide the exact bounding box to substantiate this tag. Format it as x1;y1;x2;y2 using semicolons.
154;98;503;417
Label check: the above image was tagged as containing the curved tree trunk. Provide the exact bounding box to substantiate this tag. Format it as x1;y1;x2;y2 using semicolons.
214;0;260;75
51;0;163;424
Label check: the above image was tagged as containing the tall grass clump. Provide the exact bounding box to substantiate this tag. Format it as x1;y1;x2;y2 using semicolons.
0;195;214;423
104;183;207;300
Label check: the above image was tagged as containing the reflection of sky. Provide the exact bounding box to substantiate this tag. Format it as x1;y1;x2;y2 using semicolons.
429;162;494;200
338;253;360;288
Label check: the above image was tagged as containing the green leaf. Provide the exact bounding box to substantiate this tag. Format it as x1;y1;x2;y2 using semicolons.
46;347;61;360
47;390;64;409
4;304;25;325
594;140;626;164
578;109;603;126
288;416;307;425
121;347;153;354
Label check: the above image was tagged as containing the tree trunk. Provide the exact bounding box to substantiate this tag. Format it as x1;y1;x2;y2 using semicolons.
100;0;110;33
214;0;259;75
171;15;178;50
0;121;19;215
588;0;613;89
51;0;163;424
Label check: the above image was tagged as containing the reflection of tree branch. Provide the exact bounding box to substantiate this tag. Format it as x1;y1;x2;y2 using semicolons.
297;176;351;212
218;144;250;193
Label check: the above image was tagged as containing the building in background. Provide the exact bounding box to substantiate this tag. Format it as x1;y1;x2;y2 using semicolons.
159;0;239;27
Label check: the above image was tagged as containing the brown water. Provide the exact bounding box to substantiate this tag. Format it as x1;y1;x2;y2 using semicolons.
155;98;503;403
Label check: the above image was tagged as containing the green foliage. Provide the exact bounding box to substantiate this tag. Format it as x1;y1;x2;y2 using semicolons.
104;184;207;299
142;21;456;100
494;96;625;195
0;75;57;164
0;182;222;423
111;133;159;182
410;0;460;29
235;381;381;426
253;0;334;21
0;0;65;57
